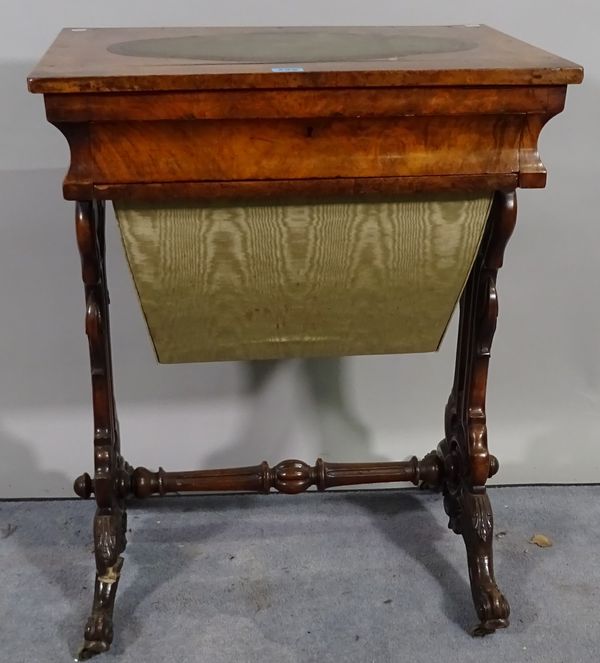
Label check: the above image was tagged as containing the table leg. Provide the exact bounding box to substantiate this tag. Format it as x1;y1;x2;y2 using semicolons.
439;190;516;635
74;201;132;660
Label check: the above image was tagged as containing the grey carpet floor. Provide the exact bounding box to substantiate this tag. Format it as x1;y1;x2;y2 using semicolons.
1;486;599;663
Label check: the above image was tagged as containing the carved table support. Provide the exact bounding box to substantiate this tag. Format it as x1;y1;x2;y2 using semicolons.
439;190;517;635
71;190;515;652
75;200;132;660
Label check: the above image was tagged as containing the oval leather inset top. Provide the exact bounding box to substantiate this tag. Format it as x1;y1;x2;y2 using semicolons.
107;30;477;64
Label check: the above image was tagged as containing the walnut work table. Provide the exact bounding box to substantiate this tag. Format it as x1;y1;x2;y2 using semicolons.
28;25;582;659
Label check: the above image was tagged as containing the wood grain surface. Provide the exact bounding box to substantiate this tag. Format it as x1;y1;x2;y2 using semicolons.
44;85;567;122
30;25;582;201
45;82;569;199
91;116;521;183
28;25;582;93
115;195;492;363
91;175;519;203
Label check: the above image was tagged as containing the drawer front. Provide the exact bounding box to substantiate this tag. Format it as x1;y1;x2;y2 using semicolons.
92;116;520;184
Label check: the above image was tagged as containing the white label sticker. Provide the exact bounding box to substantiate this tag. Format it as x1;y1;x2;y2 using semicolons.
271;67;304;73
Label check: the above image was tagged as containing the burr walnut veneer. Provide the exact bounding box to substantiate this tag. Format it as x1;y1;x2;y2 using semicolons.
28;25;582;659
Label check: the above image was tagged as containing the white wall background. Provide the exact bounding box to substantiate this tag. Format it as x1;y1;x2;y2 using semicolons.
0;2;598;497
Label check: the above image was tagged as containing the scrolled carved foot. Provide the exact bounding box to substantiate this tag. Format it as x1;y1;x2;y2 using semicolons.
470;583;510;636
77;556;123;659
77;615;113;660
459;489;510;636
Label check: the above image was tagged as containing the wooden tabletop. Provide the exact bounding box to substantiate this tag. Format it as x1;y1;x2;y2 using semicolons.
28;25;582;93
